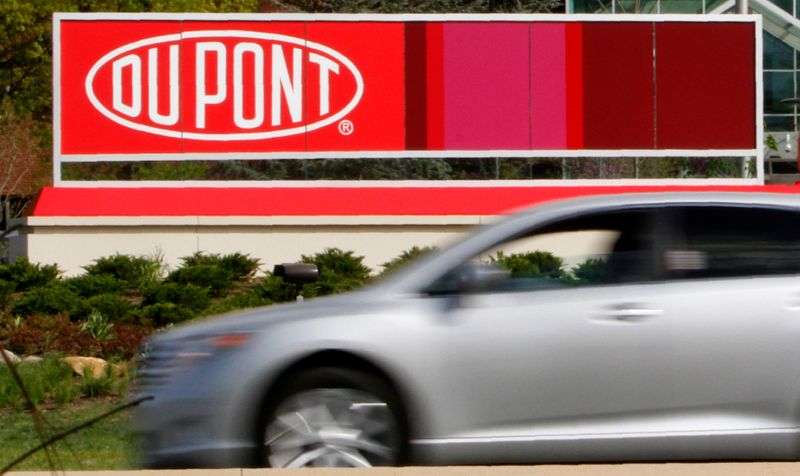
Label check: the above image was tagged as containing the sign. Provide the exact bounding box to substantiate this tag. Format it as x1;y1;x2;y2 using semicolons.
54;14;761;170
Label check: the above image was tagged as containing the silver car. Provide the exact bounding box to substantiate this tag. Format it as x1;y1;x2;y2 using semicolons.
134;192;800;468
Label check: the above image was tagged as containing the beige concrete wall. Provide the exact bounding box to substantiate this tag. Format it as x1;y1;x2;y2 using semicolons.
9;216;489;276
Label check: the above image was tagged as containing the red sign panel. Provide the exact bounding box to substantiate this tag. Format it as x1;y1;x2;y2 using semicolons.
54;14;760;161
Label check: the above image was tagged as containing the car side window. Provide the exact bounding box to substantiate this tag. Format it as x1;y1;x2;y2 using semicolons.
665;206;800;280
426;209;659;295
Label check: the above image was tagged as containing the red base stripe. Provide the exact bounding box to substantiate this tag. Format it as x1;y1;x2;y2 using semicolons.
29;185;800;217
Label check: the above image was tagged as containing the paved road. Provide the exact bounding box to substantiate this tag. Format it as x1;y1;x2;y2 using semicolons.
7;464;800;476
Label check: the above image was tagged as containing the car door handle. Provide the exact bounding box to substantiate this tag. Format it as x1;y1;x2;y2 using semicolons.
598;304;664;322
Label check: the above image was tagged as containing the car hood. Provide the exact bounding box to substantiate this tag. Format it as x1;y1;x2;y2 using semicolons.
146;286;398;344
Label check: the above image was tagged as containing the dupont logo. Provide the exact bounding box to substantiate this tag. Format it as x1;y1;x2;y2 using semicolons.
84;31;364;141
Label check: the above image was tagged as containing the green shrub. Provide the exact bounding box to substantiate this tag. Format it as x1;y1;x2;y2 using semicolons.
380;246;437;275
301;248;371;297
138;303;195;327
11;283;80;318
0;279;15;308
253;274;298;303
64;274;125;298
491;251;565;280
142;282;209;311
571;257;609;285
0;258;60;292
180;252;260;281
203;291;273;315
166;264;234;298
73;293;135;322
84;254;164;290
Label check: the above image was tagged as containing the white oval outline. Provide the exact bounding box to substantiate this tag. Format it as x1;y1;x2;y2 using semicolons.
85;30;364;141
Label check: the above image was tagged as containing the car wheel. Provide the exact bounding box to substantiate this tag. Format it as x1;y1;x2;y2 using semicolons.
261;367;405;467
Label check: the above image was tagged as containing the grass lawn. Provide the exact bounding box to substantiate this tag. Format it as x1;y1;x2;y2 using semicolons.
0;397;140;471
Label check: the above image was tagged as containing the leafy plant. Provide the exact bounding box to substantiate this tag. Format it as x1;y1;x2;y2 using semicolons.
3;315;99;357
80;311;115;342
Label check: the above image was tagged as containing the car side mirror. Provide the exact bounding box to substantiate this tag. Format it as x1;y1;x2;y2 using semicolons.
426;262;510;296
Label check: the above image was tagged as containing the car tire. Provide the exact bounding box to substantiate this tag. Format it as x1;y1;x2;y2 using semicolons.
260;367;406;467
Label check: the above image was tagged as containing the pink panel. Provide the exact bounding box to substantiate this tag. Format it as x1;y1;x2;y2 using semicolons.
530;23;566;149
443;23;530;150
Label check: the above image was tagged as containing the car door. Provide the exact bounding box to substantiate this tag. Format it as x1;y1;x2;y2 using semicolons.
650;205;800;455
421;207;685;461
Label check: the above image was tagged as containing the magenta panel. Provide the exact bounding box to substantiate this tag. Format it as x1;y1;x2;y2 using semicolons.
530;23;567;149
443;23;530;150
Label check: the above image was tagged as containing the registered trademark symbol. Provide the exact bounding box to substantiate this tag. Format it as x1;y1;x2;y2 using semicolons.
338;120;354;136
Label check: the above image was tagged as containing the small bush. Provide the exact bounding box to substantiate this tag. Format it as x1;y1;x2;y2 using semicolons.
380;246;437;275
64;274;124;298
138;302;195;327
571;257;609;285
203;291;273;316
142;282;210;311
491;251;565;280
254;274;299;303
180;252;260;281
301;248;371;297
11;283;81;318
84;254;164;290
0;258;60;292
0;279;15;308
166;265;234;298
73;293;135;322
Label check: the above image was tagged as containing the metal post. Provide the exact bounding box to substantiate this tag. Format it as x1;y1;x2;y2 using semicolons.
736;0;748;14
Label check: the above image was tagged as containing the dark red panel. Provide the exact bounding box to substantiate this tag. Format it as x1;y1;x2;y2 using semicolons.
566;23;584;149
405;22;427;150
656;23;756;149
583;23;654;149
31;185;800;217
